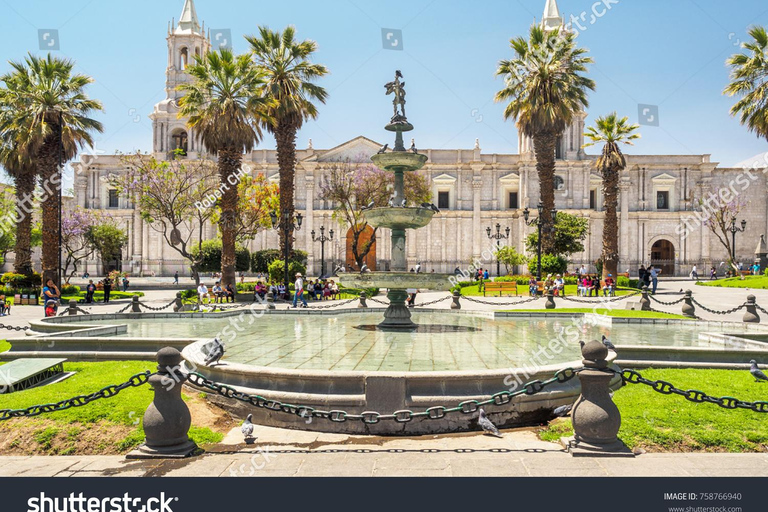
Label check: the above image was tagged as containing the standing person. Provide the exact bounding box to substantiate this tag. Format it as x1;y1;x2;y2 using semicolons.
102;277;112;303
710;266;717;280
42;279;60;313
690;265;698;280
173;271;179;285
649;266;660;294
85;280;96;304
638;265;647;289
293;273;308;308
122;276;129;292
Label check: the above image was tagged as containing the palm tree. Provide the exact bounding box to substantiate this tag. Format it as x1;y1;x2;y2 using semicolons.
583;113;640;279
0;138;36;276
724;26;768;141
0;54;103;286
246;26;328;258
178;49;270;287
495;25;594;253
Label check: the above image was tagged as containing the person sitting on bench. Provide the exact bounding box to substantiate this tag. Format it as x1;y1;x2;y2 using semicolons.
603;274;615;296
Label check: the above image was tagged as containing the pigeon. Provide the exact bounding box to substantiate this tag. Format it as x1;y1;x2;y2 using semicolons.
478;408;502;437
204;337;225;366
602;335;616;351
388;196;395;207
750;360;768;382
362;200;375;211
409;139;417;153
241;414;255;442
553;403;573;417
415;262;422;274
579;340;585;349
377;144;388;154
400;198;407;207
360;263;370;274
420;202;440;213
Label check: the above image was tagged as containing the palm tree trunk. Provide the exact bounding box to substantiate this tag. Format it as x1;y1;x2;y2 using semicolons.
38;132;61;288
533;130;557;254
13;168;36;276
275;121;297;258
602;154;620;279
218;148;242;289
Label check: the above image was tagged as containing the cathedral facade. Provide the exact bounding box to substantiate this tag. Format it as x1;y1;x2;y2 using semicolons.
72;0;768;278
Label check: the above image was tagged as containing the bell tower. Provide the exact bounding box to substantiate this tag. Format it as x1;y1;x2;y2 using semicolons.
149;0;210;158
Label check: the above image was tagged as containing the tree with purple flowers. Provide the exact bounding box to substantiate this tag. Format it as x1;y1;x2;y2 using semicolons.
61;207;96;284
318;158;430;269
700;194;748;278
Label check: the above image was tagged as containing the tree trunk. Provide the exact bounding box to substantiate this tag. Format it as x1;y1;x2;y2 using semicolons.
533;130;557;254
602;155;620;280
37;130;61;288
13;167;36;276
218;148;242;289
275;121;297;258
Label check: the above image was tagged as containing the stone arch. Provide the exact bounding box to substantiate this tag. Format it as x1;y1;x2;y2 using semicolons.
649;237;676;276
170;128;188;156
180;47;189;69
346;226;376;271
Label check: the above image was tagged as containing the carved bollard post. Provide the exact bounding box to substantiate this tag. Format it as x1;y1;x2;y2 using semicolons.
358;291;368;308
266;291;276;310
173;292;183;312
681;290;696;318
128;347;197;459
545;289;556;310
639;286;651;311
567;341;632;456
450;290;461;310
67;299;78;315
131;295;141;313
743;294;760;323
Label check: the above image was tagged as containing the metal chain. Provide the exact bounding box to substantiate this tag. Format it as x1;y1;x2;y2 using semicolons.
411;295;452;308
621;368;768;413
755;303;768;316
0;323;30;331
367;297;390;306
462;295;542;306
300;297;360;310
691;298;746;316
649;295;685;306
138;299;176;311
0;371;152;421
187;367;579;423
561;291;640;304
115;303;133;314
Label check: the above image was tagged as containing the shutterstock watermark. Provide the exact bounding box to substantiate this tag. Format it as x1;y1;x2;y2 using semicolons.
27;492;178;512
564;0;620;37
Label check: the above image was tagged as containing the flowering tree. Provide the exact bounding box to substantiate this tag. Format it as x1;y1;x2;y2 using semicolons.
318;159;431;268
701;196;748;278
61;208;96;283
113;152;220;285
211;173;279;243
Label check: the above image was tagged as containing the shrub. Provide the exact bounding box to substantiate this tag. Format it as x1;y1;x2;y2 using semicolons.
1;272;41;288
61;285;80;295
180;289;197;300
251;249;281;273
268;259;307;284
191;239;250;273
526;254;568;276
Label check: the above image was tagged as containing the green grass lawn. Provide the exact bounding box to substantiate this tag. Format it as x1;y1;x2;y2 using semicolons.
540;368;768;452
0;360;224;454
500;308;687;319
461;283;635;297
60;290;144;303
696;275;768;289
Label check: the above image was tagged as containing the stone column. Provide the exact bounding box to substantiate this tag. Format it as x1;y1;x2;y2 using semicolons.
472;178;483;260
304;176;315;274
619;179;630;266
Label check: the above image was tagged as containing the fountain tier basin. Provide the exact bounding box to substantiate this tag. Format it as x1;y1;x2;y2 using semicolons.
338;271;454;291
370;151;428;172
362;207;435;230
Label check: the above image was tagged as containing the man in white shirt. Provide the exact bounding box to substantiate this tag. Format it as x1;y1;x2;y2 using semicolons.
292;273;308;308
197;283;209;303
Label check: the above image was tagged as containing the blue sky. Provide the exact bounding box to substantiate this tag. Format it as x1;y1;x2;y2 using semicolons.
1;0;768;168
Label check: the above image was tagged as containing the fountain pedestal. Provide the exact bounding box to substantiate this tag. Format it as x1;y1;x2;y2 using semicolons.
380;289;416;329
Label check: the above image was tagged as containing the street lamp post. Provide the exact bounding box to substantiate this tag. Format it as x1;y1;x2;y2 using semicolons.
729;218;747;262
270;211;303;295
523;202;557;281
311;226;334;278
486;223;511;277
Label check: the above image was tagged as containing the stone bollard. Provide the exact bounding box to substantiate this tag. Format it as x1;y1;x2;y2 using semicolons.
131;295;141;313
266;291;276;310
173;292;183;313
67;299;78;315
127;347;197;459
544;289;556;310
567;340;632;456
639;286;651;311
743;294;760;323
450;290;461;310
681;290;696;318
358;291;368;308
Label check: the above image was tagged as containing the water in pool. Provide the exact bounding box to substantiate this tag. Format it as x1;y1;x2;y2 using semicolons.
87;313;754;372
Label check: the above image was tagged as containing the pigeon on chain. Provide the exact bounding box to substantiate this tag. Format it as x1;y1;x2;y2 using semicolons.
204;337;225;366
602;335;616;351
478;408;502;437
241;414;255;443
750;360;768;382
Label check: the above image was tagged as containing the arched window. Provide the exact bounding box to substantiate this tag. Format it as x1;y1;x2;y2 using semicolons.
171;129;188;157
180;47;189;69
554;175;565;191
195;47;200;59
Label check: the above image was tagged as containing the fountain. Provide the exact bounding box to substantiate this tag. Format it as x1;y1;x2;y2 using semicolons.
338;71;453;329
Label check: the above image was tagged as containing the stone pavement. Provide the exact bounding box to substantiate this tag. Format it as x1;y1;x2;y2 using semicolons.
0;425;766;477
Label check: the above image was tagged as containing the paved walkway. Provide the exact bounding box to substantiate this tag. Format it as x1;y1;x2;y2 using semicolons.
0;425;766;477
